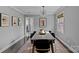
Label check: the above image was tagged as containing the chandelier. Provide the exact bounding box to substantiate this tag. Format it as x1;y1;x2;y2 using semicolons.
39;6;47;28
39;6;46;35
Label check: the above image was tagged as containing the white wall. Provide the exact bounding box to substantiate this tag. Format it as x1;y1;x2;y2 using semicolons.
55;6;79;52
0;6;24;50
28;15;54;32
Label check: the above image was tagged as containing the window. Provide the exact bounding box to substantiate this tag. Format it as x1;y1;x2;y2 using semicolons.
56;11;64;34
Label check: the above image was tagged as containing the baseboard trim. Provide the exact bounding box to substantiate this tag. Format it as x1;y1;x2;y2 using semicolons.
0;36;25;53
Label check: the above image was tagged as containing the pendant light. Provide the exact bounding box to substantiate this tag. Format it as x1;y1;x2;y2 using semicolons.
39;6;46;34
39;6;46;28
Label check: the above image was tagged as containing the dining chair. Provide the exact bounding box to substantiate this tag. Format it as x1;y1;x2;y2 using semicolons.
30;31;36;38
30;31;36;44
34;40;50;53
49;31;52;33
49;31;56;52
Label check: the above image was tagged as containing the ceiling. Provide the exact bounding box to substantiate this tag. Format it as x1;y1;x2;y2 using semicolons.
10;6;60;15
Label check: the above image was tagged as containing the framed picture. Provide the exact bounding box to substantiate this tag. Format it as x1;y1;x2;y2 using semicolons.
18;17;22;26
0;13;9;27
12;16;17;26
39;17;47;28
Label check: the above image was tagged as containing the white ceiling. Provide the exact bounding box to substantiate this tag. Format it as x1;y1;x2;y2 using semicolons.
10;6;60;15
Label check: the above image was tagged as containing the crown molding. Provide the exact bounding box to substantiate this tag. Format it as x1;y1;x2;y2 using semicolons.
9;6;25;15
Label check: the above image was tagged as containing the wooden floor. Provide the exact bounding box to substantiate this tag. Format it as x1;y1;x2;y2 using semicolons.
17;39;71;53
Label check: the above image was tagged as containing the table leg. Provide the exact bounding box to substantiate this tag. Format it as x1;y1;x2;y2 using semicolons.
50;40;54;53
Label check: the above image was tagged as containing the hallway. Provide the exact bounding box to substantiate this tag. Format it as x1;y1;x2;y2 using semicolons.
17;39;71;53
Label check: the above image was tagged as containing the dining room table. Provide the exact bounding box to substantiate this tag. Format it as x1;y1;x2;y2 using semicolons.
31;31;55;53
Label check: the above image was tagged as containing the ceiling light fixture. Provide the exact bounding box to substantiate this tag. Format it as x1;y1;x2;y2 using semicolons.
39;6;47;28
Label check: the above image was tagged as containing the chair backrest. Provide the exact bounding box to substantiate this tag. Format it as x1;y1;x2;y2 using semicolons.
30;31;36;38
51;33;55;38
49;31;51;33
49;31;56;38
35;40;50;52
33;31;36;35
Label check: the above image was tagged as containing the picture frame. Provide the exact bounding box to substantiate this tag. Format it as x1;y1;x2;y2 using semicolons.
39;17;47;28
12;16;17;26
0;13;9;27
18;17;22;26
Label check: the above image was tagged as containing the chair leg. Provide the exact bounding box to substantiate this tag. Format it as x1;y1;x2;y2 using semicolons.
32;40;35;53
32;43;34;53
53;40;56;52
50;40;54;53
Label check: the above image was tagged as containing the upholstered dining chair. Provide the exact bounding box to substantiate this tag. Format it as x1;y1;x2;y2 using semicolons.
30;31;36;38
49;31;56;38
34;40;50;53
49;31;56;52
30;31;36;44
